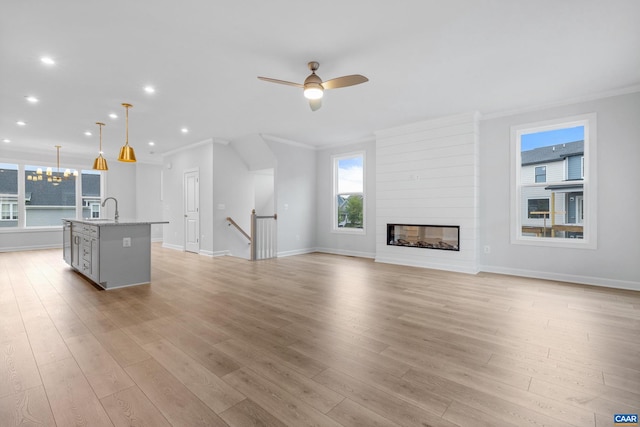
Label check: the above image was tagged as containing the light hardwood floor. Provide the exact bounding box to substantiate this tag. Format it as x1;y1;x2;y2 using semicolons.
1;245;638;426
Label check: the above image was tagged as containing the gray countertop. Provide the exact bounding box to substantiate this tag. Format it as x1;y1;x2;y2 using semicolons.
64;218;169;226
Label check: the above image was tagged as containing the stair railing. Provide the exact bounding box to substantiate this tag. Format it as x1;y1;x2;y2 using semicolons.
226;210;277;260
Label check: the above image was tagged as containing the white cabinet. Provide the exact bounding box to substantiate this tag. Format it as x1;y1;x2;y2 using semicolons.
71;231;82;270
64;220;160;289
69;223;99;281
80;224;99;282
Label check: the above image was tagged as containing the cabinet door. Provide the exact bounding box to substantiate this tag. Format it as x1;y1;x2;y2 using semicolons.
89;237;99;282
71;232;82;270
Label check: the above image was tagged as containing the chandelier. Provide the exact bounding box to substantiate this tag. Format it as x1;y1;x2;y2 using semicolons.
26;145;78;184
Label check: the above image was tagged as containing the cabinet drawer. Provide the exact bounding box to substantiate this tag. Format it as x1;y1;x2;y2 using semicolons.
82;224;99;238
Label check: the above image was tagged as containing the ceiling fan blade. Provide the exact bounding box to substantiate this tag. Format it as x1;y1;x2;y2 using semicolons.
258;76;303;88
321;74;368;90
309;98;322;111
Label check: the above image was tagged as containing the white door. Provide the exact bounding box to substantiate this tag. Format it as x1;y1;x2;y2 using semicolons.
184;169;200;253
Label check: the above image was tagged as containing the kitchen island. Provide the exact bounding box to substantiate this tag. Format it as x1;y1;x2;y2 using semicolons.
63;219;168;289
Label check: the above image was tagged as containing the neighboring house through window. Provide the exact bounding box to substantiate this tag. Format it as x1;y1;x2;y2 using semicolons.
1;200;18;220
0;163;103;229
511;113;596;248
0;163;19;227
333;152;365;232
527;198;549;219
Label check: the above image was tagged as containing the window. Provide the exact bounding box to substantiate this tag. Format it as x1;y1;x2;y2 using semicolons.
24;165;77;226
333;152;364;232
527;198;549;219
82;170;102;219
1;201;18;220
0;161;103;230
0;163;19;227
511;113;596;248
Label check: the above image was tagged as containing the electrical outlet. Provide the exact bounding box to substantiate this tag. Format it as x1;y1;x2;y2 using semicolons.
483;245;490;254
123;237;131;247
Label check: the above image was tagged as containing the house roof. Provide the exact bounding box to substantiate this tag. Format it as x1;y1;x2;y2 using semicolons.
545;183;584;192
0;168;18;194
521;141;584;166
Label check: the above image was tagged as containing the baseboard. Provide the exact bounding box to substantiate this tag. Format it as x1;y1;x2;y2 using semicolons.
162;243;184;251
0;243;61;253
315;247;376;259
375;255;480;275
277;247;317;258
203;250;230;257
481;265;640;291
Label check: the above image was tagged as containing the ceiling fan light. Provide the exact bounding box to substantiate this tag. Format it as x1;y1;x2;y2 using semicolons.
304;84;323;100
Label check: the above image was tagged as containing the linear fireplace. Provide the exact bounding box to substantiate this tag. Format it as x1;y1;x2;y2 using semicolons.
387;224;459;251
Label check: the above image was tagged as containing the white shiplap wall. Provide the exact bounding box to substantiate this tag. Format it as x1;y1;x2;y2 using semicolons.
374;112;480;273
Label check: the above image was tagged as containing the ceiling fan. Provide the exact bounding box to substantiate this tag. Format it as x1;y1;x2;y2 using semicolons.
258;61;368;111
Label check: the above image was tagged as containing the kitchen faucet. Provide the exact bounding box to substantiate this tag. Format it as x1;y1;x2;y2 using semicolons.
102;197;119;221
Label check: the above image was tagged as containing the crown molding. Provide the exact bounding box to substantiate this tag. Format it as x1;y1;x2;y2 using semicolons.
481;85;640;121
160;138;217;157
259;133;316;150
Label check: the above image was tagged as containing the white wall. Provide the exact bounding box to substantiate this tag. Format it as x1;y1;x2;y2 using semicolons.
212;142;254;259
374;112;480;274
102;161;137;220
480;92;640;290
264;138;317;257
135;163;164;241
253;170;275;215
162;141;214;253
315;139;377;258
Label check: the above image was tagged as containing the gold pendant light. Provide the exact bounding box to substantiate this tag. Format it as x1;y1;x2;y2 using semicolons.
93;122;109;170
117;103;136;162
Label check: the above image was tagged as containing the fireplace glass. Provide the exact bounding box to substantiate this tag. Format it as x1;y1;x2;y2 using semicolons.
387;224;459;251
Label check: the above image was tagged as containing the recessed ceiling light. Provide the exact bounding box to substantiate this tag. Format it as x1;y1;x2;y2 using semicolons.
144;85;155;94
2;139;10;143
181;127;189;133
109;113;118;119
16;121;26;126
148;141;155;146
25;96;39;103
84;131;92;136
40;56;55;65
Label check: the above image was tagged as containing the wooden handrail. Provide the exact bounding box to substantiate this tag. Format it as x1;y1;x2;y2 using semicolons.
226;217;251;242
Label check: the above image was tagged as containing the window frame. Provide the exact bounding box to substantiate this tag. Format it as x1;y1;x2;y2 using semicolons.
0;161;105;232
527;198;550;219
1;200;18;220
534;165;547;183
332;151;366;234
510;113;597;249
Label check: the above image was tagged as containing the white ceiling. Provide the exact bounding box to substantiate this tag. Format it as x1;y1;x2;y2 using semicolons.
2;1;639;163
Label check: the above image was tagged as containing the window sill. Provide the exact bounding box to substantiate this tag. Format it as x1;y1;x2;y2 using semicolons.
511;235;596;250
0;226;62;233
332;228;366;235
